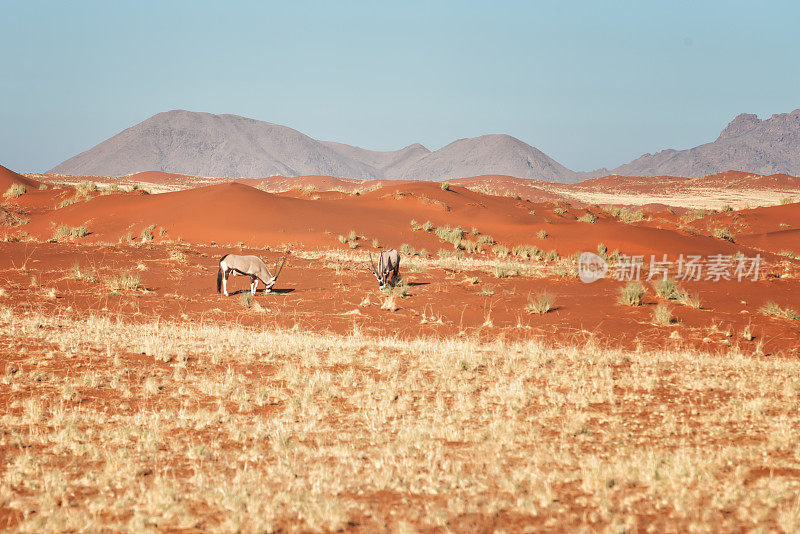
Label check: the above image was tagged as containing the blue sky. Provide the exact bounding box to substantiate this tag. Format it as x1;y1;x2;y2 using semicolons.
2;0;799;172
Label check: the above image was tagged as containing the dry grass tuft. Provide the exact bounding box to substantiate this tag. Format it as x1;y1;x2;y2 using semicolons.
52;225;89;242
526;292;554;314
618;281;645;306
105;272;141;292
3;184;27;199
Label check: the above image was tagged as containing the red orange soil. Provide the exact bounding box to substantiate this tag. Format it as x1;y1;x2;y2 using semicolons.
2;164;799;356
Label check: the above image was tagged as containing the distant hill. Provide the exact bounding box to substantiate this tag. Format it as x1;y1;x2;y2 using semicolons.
48;108;800;183
48;110;577;183
589;109;800;178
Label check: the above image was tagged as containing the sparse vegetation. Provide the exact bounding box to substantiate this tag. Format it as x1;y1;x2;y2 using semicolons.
761;302;800;320
105;272;141;292
435;225;465;248
780;196;793;205
492;244;510;258
240;292;253;309
512;244;540;260
421;220;433;232
653;278;679;300
713;226;734;242
75;180;98;196
52;225;89;241
4;184;27;199
70;263;98;283
400;243;415;256
526;292;554;314
618;281;645;306
140;224;156;243
609;206;646;223
338;230;360;248
577;212;597;223
537;229;548;239
1;305;800;532
720;204;733;212
653;303;674;325
441;181;451;191
57;196;80;209
677;291;701;309
493;264;520;278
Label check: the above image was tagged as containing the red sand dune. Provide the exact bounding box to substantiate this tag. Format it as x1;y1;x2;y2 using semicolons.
19;180;759;262
0;164;40;190
3;173;798;357
451;174;568;203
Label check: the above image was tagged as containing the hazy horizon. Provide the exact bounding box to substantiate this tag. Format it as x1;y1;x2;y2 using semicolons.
2;1;799;173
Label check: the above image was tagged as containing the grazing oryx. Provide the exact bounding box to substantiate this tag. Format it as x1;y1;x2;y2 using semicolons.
217;254;286;297
368;249;401;290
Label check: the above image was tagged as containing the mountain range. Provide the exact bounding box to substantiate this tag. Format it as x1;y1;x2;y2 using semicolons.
48;109;800;183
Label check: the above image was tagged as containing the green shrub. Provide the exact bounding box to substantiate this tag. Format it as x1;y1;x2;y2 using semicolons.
441;182;451;191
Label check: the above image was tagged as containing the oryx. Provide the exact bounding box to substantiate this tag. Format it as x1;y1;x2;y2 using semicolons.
217;254;286;296
368;249;401;290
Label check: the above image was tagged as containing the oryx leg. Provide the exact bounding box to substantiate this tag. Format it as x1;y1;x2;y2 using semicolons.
223;270;230;296
251;276;258;295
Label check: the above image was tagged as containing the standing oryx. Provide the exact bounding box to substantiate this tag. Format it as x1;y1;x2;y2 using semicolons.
217;254;286;296
368;249;401;290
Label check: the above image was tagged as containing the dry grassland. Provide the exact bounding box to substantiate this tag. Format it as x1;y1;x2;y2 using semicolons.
2;307;800;531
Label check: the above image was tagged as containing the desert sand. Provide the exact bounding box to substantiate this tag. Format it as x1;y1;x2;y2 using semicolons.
2;164;800;531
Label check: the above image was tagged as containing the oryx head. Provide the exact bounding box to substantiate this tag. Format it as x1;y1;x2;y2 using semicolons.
368;252;390;290
263;256;286;292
